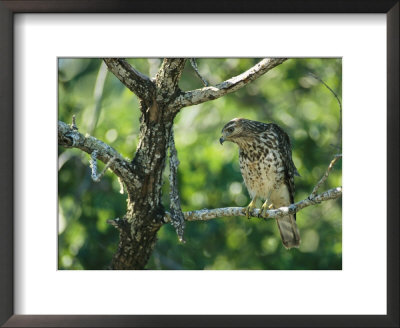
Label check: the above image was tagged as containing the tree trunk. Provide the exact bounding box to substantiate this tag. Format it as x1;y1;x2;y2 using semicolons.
110;117;174;269
106;59;186;269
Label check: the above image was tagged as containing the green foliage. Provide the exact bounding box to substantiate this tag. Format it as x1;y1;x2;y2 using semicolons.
58;58;342;270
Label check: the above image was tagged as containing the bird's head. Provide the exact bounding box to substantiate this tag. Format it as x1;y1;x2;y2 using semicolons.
220;118;249;145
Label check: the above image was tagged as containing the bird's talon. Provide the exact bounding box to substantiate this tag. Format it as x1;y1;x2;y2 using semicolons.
245;198;257;219
259;202;271;218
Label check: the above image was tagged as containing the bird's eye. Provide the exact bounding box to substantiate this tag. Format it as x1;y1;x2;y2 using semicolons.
227;127;234;133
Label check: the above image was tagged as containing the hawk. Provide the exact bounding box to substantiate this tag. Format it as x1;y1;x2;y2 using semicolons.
220;118;301;249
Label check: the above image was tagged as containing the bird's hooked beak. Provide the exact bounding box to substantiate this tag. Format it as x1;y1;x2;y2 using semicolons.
219;136;225;145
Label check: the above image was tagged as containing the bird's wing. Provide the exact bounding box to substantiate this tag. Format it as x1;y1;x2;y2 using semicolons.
267;124;298;209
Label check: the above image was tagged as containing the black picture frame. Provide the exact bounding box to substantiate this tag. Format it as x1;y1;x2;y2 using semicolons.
0;1;398;327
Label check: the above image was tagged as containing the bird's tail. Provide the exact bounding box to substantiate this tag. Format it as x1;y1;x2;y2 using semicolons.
276;214;300;249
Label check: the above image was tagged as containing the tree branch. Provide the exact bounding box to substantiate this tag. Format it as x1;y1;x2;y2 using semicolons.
155;58;186;103
58;120;138;191
164;187;342;222
59;120;123;162
164;154;341;224
170;58;287;111
103;58;155;103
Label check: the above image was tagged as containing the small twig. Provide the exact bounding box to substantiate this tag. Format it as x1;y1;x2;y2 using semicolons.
168;130;186;242
190;58;209;87
308;73;342;110
71;115;78;131
310;154;342;198
90;150;116;182
308;72;342;148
